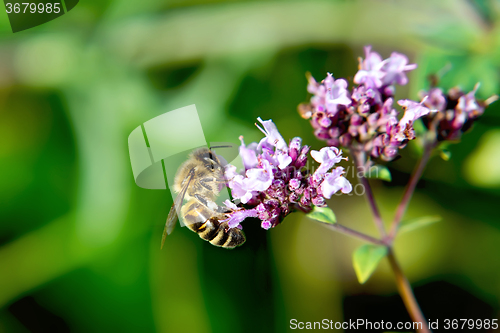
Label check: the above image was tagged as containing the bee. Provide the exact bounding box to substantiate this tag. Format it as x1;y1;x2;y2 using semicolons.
161;147;246;249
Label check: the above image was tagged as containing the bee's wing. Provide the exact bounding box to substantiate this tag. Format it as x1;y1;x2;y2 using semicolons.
163;203;178;235
161;168;195;249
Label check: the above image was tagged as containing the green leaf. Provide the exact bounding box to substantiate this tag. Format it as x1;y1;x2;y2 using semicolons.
399;215;442;234
352;244;388;284
437;141;452;161
306;206;336;224
411;50;499;99
440;149;451;161
364;165;392;182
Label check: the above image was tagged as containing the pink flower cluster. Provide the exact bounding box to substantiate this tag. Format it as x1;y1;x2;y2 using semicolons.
222;118;352;230
417;84;497;141
299;46;436;161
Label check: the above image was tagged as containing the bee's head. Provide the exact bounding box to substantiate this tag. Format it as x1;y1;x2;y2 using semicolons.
194;148;223;173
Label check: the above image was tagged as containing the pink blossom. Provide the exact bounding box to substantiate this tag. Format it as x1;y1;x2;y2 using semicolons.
261;221;272;230
311;147;345;175
323;73;351;114
222;207;259;229
238;136;258;170
276;151;292;169
421;88;447;112
396;98;435;141
457;83;482;115
245;159;274;192
382;52;417;86
320;167;352;199
256;117;288;152
354;46;385;88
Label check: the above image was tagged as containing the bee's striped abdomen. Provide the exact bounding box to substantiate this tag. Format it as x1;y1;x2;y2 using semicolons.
181;199;246;249
208;221;245;249
196;219;219;240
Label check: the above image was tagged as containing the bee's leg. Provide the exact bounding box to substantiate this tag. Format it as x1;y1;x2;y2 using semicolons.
194;194;219;212
199;178;216;191
199;177;227;191
215;205;229;213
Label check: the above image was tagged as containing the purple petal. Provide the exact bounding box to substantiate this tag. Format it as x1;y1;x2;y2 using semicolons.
397;99;434;129
261;220;272;230
320;169;352;199
276;151;292;169
222;208;259;229
382;52;417;86
354;46;385;88
324;75;351;113
239;136;258;170
289;137;302;161
363;46;383;70
244;159;274;192
225;164;240;180
457;83;482;115
310;147;345;175
421;88;446;112
256;117;288;151
223;199;238;211
227;174;250;200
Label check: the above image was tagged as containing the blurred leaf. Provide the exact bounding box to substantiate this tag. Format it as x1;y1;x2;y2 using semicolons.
399;215;442;235
464;129;500;187
109;1;485;67
352;244;388;284
306;206;336;224
412;51;499;99
440;149;452;161
365;165;392;182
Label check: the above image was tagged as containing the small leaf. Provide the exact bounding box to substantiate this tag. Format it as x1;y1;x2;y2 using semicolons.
440;149;451;161
365;165;392;182
399;215;442;234
306;206;336;224
352;244;388;284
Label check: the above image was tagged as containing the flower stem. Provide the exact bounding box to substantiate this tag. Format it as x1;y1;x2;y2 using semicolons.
351;150;387;238
388;141;434;240
349;148;432;332
387;249;431;333
320;222;385;245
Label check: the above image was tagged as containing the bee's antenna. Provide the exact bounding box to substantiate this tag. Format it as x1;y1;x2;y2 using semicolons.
209;145;233;149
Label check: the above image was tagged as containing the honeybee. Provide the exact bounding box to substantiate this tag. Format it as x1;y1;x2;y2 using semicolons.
161;147;246;249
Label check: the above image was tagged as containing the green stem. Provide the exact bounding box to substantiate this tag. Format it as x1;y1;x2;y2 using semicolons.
351;150;387;238
350;147;431;332
388;141;434;240
387;249;431;333
320;222;385;245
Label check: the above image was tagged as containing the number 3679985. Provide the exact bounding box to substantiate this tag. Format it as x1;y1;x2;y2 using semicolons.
5;3;61;14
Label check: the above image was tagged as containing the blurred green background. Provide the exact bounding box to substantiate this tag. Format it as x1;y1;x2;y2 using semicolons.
1;0;500;332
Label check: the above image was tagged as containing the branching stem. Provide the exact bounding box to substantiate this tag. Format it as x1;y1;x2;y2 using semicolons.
350;149;387;238
320;221;385;245
387;249;431;333
349;145;435;333
388;141;434;240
